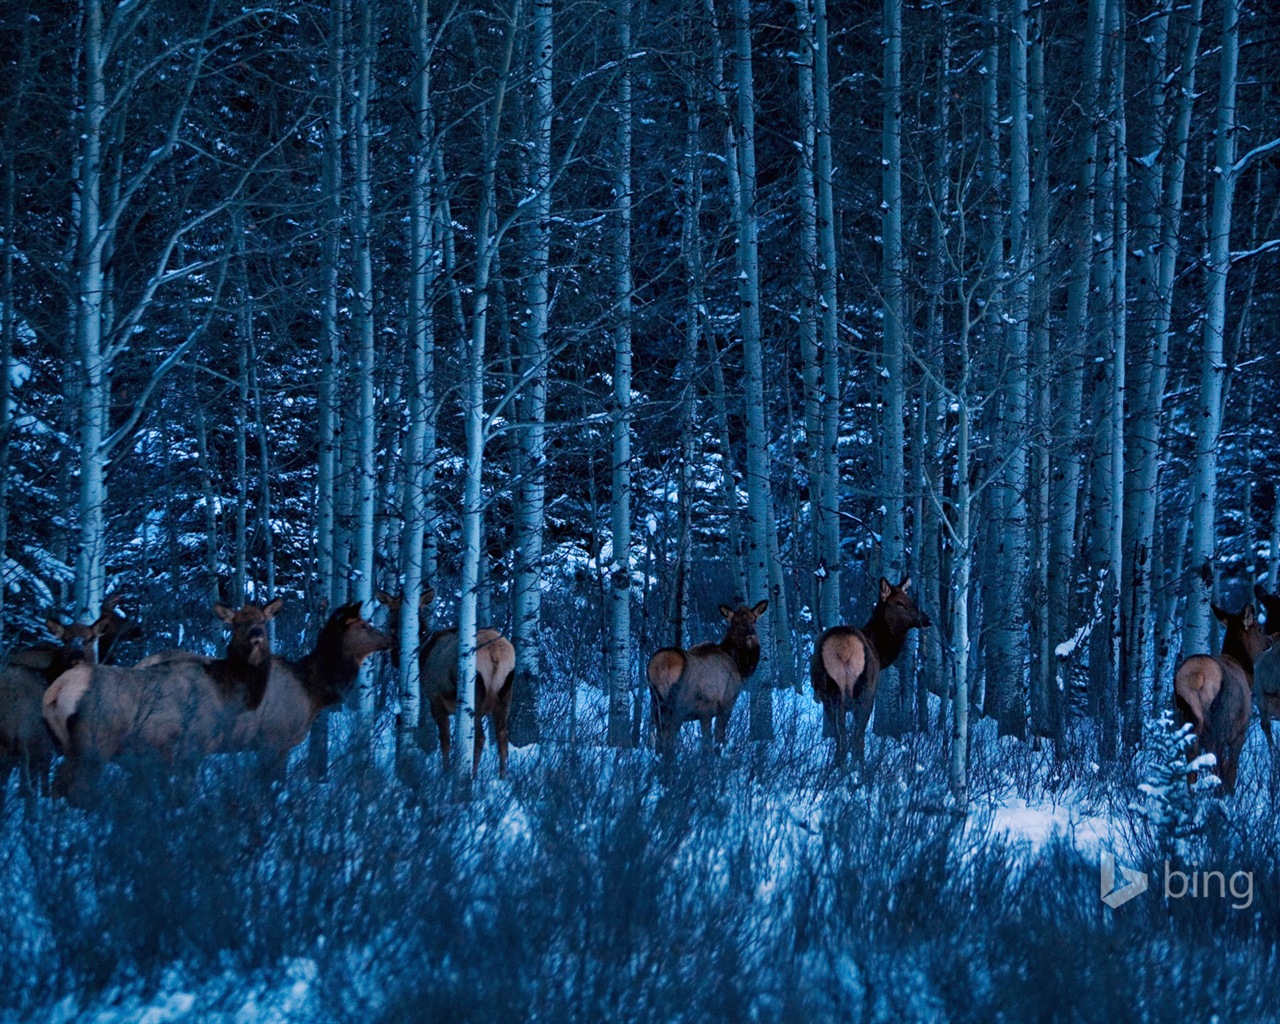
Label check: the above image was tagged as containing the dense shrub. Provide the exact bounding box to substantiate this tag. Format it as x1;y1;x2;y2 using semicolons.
3;701;1280;1023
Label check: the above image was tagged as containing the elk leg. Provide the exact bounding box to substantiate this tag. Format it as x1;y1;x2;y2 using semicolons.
714;707;731;748
1261;704;1274;749
699;717;713;751
430;700;452;773
852;699;873;764
472;716;486;777
656;705;677;758
824;701;846;766
494;688;513;779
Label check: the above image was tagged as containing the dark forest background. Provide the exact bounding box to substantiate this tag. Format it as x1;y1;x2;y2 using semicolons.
2;0;1280;794
4;2;1280;1020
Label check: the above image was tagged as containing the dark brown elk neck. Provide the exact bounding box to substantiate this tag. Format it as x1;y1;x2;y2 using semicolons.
206;656;272;709
1221;629;1260;680
718;627;761;680
861;610;911;671
290;649;361;711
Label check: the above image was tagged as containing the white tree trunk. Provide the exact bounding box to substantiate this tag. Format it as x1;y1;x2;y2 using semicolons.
315;0;346;612
795;0;823;628
1132;0;1202;710
1048;0;1104;686
734;0;782;738
72;0;109;623
607;0;635;748
455;4;516;798
813;0;840;633
991;0;1030;740
1185;0;1239;657
876;0;909;735
510;0;554;747
1028;9;1053;741
397;0;439;776
351;0;378;717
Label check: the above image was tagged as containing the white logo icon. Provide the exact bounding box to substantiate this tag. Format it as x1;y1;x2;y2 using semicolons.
1100;852;1149;908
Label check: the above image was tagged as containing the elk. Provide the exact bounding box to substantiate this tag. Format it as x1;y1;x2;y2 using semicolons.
646;600;768;756
43;599;284;802
1250;584;1280;748
811;577;931;766
1;600;139;803
1173;601;1271;794
222;601;391;771
9;594;136;678
376;589;517;778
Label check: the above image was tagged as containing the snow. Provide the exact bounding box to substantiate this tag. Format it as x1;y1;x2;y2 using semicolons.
986;795;1113;854
28;960;324;1024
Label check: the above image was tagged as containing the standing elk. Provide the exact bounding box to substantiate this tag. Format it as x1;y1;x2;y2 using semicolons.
646;600;768;756
1;599;140;803
222;601;391;774
811;577;931;766
376;589;517;778
1252;584;1280;749
1174;601;1272;795
43;600;283;802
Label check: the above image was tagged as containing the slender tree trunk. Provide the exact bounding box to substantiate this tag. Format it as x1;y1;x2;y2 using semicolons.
1094;0;1127;757
675;18;705;647
73;0;109;622
233;244;250;604
950;315;975;813
607;0;635;748
990;0;1031;740
1185;0;1239;657
1129;0;1201;714
316;0;346;614
734;0;791;738
814;0;840;632
351;0;378;716
1028;8;1054;742
397;0;435;776
455;2;517;799
920;12;952;711
1049;0;1105;696
249;341;275;611
0;158;14;621
511;0;553;746
796;0;823;627
876;0;909;736
972;0;1001;721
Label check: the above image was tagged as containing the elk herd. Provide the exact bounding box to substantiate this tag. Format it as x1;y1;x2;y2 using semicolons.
2;575;1279;804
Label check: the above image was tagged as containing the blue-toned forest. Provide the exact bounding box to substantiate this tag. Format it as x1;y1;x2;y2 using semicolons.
2;0;1280;1020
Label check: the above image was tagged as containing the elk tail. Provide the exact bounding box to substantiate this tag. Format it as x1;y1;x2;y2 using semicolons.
647;649;686;699
43;664;94;752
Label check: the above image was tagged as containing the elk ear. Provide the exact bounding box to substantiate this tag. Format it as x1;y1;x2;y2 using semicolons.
899;576;912;593
1244;605;1257;628
879;577;892;601
752;599;769;617
102;594;122;612
420;587;435;609
46;618;67;639
263;596;285;620
214;603;236;624
719;604;735;620
376;590;395;607
1211;603;1229;625
90;616;112;638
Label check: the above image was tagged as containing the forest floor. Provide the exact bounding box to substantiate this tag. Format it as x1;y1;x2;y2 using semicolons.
3;680;1280;1023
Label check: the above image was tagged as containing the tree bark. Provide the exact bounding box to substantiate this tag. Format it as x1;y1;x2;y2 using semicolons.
510;0;554;747
1185;0;1239;657
607;0;635;748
